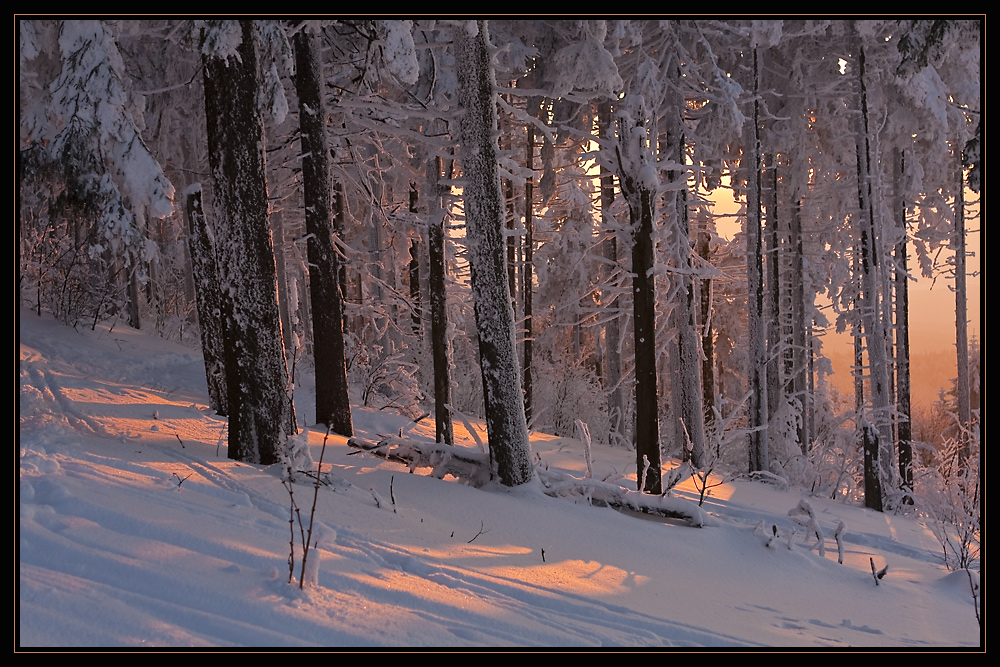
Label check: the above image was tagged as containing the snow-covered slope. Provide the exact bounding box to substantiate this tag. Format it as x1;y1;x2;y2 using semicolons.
18;308;981;648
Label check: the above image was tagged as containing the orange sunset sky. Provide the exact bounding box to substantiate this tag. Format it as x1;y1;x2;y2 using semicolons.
711;189;981;411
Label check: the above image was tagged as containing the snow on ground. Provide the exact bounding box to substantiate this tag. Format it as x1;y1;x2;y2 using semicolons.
18;307;982;648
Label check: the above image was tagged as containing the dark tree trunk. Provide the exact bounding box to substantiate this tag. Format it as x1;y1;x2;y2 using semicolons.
428;156;454;447
202;20;293;464
789;192;808;454
409;182;422;337
615;112;661;494
597;100;624;446
893;149;913;499
523;123;535;426
954;149;971;466
862;421;884;513
765;155;782;425
293;26;352;436
184;185;228;416
455;21;532;486
696;228;715;434
663;110;706;468
745;47;769;474
854;36;893;503
270;209;293;355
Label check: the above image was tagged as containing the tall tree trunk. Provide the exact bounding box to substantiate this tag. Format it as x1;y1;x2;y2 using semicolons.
293;26;352;436
202;20;293;464
893;149;913;499
745;47;769;475
696;228;716;435
615;107;661;494
408;182;422;338
523;122;535;426
789;189;808;454
271;209;293;355
454;21;532;487
854;33;892;508
666;122;706;468
184;185;227;416
428;155;454;447
954;148;971;465
765;154;782;426
596;99;624;446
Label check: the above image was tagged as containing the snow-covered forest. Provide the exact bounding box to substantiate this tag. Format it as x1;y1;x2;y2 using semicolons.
19;19;981;648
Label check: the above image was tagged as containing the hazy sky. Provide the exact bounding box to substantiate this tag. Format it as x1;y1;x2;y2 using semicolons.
709;187;980;409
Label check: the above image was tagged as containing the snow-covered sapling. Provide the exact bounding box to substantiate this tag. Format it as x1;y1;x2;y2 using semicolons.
833;521;846;564
788;499;825;557
576;419;593;479
870;557;887;585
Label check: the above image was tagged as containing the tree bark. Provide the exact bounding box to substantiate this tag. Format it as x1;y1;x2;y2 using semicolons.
745;47;769;475
454;21;532;486
789;189;808;454
293;26;352;436
184;185;227;416
696;228;715;435
523;122;535;426
954;149;971;465
765;154;782;426
666;123;706;468
615;111;661;494
202;20;293;464
854;36;893;506
893;149;913;498
596;100;624;446
428;155;454;447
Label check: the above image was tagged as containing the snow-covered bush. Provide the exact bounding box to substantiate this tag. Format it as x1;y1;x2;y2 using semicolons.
346;332;422;419
915;421;980;572
533;352;610;444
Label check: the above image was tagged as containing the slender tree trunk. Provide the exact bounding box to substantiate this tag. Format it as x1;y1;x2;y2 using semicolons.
854;33;892;508
615;108;661;494
455;21;532;486
409;183;422;337
789;190;808;453
332;179;348;331
293;26;352;436
184;185;227;416
745;47;769;475
271;209;293;355
667;124;706;468
428;155;454;447
596;99;624;446
696;228;716;435
765;154;782;425
202;20;293;464
858;36;893;498
954;149;971;465
893;149;913;499
523;123;535;426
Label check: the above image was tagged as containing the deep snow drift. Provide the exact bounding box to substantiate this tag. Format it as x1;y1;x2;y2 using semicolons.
18;307;981;648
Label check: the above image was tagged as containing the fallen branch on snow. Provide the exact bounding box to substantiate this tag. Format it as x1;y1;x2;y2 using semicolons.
348;435;709;527
536;468;710;527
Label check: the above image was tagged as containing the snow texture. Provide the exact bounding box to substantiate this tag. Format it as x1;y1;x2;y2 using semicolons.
18;306;982;648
